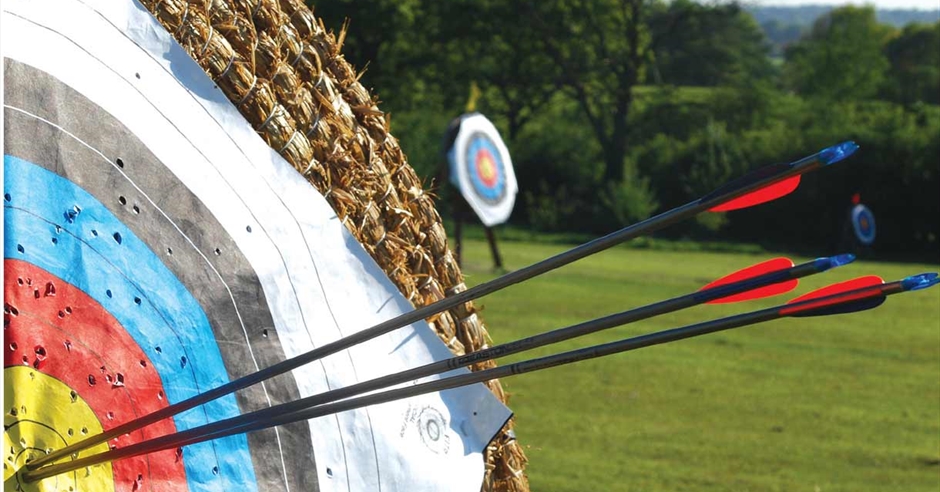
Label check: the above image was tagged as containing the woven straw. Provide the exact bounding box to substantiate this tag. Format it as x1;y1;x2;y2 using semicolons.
142;1;529;490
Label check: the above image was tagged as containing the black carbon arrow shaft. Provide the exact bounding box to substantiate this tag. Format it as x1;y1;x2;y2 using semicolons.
27;142;857;471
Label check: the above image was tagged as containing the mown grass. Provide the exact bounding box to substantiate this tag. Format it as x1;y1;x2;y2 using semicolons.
458;237;940;492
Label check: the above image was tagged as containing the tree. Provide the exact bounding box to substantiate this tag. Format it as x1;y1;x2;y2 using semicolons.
420;1;559;141
882;22;940;105
783;6;892;101
524;0;649;184
648;0;774;87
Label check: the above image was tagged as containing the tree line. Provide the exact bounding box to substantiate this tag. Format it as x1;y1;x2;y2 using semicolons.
311;0;939;260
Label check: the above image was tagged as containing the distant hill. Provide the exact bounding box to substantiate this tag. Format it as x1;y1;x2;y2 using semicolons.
748;4;939;27
747;4;940;56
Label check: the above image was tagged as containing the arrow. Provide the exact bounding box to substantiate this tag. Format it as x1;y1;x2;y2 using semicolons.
27;141;859;471
26;256;892;482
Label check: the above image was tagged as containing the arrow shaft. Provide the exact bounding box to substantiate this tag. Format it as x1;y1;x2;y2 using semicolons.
35;257;825;469
27;146;841;470
30;266;899;484
22;307;782;481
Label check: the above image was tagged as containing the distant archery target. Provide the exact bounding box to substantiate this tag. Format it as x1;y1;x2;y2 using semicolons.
851;204;876;246
447;114;518;226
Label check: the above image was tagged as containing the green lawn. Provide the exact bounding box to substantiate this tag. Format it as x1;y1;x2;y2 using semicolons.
458;237;940;492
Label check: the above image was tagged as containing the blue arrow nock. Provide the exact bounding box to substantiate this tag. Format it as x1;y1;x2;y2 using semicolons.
901;273;939;292
819;141;859;166
814;253;856;272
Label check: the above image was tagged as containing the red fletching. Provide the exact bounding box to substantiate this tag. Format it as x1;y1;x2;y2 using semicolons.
780;276;884;316
702;257;797;304
709;175;801;212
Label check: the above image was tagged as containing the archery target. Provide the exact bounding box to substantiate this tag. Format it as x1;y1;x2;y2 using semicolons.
2;1;510;492
447;114;518;226
851;204;876;246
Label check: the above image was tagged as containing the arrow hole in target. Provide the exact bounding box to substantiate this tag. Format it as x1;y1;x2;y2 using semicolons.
4;193;11;202
116;157;125;168
64;205;82;223
113;232;123;244
119;196;127;206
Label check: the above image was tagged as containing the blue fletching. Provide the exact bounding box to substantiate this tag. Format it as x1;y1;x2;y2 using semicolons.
813;253;856;272
901;272;940;292
791;295;886;317
818;141;859;166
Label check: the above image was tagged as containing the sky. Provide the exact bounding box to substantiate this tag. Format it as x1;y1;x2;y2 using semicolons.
752;0;939;10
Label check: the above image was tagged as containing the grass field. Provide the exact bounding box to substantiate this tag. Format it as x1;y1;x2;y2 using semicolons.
458;237;940;492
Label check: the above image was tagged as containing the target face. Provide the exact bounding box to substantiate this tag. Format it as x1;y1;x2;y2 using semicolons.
3;1;510;491
447;114;517;226
465;133;508;204
851;204;877;246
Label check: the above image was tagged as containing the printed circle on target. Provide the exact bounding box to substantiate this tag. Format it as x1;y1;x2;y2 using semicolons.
851;204;876;245
447;114;518;226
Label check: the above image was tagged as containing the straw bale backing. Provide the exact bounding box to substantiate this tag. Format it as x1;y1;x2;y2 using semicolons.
140;1;529;490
